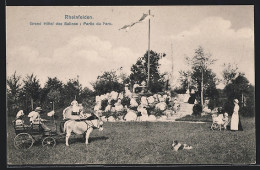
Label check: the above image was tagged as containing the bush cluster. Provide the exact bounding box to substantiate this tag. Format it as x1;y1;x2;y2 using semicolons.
192;104;202;116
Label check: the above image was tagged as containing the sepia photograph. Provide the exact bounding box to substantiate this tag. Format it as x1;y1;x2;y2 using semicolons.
6;5;255;165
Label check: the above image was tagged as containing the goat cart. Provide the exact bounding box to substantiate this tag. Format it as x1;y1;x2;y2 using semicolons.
12;120;63;150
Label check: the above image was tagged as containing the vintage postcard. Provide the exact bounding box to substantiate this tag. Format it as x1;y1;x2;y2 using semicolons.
6;5;255;166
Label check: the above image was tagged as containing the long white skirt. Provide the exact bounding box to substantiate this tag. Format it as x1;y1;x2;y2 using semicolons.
230;113;239;130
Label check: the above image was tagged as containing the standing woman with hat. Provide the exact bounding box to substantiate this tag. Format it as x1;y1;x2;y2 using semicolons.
230;99;243;131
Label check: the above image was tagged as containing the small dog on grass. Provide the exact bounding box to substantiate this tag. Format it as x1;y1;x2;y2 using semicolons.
172;140;193;151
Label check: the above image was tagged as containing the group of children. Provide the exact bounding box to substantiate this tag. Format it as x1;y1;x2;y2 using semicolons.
14;107;51;132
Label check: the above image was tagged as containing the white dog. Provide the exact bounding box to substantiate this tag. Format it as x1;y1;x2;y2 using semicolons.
172;140;193;151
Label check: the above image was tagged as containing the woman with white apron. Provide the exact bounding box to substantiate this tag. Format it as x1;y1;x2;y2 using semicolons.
230;99;239;131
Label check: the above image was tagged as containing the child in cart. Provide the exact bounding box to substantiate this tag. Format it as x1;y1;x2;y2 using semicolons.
28;107;51;133
15;110;25;126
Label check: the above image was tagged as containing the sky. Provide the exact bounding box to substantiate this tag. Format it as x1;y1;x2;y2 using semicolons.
6;6;254;90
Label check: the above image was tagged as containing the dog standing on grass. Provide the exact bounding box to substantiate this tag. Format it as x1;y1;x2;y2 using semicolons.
172;140;193;151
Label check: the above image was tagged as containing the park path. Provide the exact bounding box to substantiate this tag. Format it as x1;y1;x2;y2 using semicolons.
165;102;194;121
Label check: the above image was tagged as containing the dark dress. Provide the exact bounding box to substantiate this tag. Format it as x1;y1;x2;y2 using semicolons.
238;117;243;131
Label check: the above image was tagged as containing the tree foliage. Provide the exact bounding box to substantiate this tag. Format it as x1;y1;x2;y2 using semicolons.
22;73;41;110
130;50;166;93
224;73;250;100
63;78;82;105
92;70;124;95
7;71;22;112
222;63;238;85
184;46;218;105
223;73;254;116
47;89;61;103
41;77;64;108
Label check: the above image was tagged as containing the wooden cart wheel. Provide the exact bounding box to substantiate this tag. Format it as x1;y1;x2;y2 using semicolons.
14;133;34;150
42;137;56;148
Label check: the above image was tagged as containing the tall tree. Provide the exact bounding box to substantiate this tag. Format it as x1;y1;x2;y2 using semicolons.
23;73;41;110
7;71;22;112
224;73;250;100
130;50;166;93
224;73;254;116
222;63;238;85
187;46;216;106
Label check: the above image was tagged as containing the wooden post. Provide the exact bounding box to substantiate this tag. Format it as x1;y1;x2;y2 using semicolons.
147;9;151;90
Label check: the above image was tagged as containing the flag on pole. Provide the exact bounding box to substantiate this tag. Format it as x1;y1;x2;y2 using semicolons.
119;22;136;31
119;12;154;31
137;13;154;23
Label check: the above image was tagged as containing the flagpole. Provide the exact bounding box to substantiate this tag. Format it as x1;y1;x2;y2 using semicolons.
147;9;151;91
171;42;173;81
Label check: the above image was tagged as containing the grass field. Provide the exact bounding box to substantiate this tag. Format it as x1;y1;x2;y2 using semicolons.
7;116;256;165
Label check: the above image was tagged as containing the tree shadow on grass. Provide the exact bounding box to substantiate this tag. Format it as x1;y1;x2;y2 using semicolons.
89;136;109;143
52;135;109;146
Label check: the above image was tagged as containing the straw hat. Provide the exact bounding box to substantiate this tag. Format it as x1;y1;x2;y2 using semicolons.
234;99;239;104
35;107;42;112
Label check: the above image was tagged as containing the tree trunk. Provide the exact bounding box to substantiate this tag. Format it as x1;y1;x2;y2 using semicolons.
31;98;34;111
242;92;244;107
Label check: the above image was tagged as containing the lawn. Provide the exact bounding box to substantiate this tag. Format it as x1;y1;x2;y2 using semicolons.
7;116;256;165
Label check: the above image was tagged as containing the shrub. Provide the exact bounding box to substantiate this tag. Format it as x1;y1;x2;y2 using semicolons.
192;104;202;116
217;97;228;108
146;105;155;115
166;97;171;107
82;97;95;113
110;99;117;107
223;101;234;115
101;99;108;111
117;109;127;117
239;106;255;117
129;106;138;111
208;98;218;111
222;99;255;117
111;112;119;119
172;87;186;94
170;91;178;98
135;97;141;105
121;97;130;107
150;81;164;93
152;108;165;118
102;111;112;118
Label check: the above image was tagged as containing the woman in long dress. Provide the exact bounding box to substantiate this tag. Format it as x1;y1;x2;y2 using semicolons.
230;99;240;131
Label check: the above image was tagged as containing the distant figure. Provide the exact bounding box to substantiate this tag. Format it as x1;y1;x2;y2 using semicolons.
188;94;196;104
